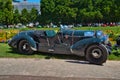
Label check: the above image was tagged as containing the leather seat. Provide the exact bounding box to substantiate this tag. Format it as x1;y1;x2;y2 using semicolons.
45;30;56;38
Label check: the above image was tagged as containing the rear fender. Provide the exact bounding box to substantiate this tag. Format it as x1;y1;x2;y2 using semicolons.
71;38;101;50
17;35;37;51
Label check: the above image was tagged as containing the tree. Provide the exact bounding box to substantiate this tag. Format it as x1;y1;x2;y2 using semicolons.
110;0;120;22
13;9;20;24
75;0;95;24
0;1;4;10
29;8;38;23
40;0;120;25
3;8;13;26
0;0;13;27
94;11;103;23
21;8;29;24
0;11;4;23
40;0;55;25
100;0;114;22
40;0;77;25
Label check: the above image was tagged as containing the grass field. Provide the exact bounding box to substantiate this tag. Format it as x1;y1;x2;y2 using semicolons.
0;26;120;60
0;43;47;58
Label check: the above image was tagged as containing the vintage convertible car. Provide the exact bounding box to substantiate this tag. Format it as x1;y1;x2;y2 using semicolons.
8;27;111;65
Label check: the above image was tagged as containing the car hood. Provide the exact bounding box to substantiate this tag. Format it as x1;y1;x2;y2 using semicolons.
62;30;95;37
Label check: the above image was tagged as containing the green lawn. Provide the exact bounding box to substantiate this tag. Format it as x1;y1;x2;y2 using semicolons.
0;43;120;60
0;43;47;58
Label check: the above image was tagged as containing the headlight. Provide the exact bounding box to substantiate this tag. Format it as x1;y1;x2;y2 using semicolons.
96;31;103;38
96;31;109;43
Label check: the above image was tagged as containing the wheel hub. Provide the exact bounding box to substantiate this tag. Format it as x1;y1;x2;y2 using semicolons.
22;43;29;51
92;49;102;58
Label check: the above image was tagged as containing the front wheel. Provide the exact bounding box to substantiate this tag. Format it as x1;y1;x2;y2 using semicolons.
18;40;34;55
86;44;108;65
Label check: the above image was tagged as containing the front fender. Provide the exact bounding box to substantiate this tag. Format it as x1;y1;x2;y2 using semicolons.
71;38;101;50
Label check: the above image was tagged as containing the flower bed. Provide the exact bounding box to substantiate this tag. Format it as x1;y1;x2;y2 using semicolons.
0;29;19;42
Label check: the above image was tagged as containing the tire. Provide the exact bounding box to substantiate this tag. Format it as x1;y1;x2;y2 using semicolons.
18;40;34;55
86;44;108;65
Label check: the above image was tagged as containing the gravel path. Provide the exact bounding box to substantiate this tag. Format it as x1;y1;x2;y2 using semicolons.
0;58;120;80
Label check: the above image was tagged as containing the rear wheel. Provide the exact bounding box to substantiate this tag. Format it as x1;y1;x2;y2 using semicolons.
86;44;108;65
18;40;34;55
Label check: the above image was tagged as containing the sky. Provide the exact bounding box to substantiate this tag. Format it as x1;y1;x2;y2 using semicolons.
18;0;40;3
